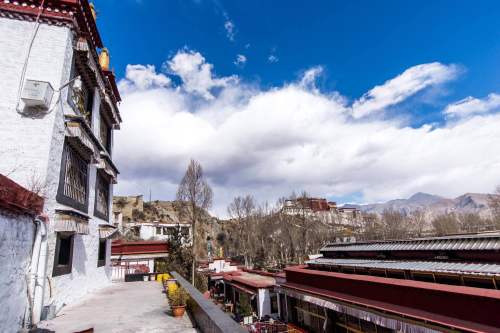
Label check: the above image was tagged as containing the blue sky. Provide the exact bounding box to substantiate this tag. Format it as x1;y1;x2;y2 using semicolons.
96;0;499;104
94;1;500;214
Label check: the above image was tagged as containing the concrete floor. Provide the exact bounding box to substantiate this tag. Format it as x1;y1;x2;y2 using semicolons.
36;281;198;333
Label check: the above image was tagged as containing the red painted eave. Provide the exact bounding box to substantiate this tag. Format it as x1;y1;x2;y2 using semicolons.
0;174;44;216
285;265;500;298
281;282;498;333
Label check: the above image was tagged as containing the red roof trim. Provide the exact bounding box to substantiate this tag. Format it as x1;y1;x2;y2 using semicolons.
0;0;102;48
285;265;500;298
281;282;496;333
0;174;44;216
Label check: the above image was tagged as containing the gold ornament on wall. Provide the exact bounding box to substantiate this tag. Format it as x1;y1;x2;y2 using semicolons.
99;48;110;71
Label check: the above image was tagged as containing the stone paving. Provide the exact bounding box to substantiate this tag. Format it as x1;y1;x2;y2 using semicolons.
36;281;198;333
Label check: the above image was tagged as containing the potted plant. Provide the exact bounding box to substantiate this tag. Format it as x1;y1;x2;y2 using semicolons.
169;287;189;317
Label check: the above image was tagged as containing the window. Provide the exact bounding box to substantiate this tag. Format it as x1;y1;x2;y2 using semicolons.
94;171;110;220
181;227;190;237
57;142;89;212
167;227;177;236
53;233;74;276
270;294;279;314
156;227;162;235
97;239;107;267
99;111;112;153
68;64;94;125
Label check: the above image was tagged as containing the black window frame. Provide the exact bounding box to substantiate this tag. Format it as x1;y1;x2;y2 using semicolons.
52;233;74;277
68;59;95;126
99;109;112;154
56;142;90;213
97;238;107;267
94;171;111;221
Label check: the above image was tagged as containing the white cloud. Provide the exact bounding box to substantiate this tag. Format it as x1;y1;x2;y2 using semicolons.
299;66;323;90
224;20;235;41
166;50;238;100
118;64;171;92
268;54;279;63
234;54;247;67
352;62;458;118
444;93;500;117
115;52;500;216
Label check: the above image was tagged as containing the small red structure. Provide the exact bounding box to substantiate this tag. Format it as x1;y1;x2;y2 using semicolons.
111;240;169;255
0;174;44;215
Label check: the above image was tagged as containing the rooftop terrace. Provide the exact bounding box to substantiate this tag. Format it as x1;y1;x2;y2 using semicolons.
36;281;197;333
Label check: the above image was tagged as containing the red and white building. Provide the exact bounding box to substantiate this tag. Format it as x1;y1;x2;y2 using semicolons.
0;0;121;328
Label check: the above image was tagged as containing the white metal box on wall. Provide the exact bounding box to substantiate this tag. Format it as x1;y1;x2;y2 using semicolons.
21;79;54;109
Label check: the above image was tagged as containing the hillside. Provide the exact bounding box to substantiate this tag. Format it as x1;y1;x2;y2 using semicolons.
344;192;496;218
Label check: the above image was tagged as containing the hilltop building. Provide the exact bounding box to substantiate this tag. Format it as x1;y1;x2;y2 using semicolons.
0;0;121;327
282;197;361;242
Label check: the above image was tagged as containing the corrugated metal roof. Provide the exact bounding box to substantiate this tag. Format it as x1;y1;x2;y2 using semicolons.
306;258;500;276
321;232;500;253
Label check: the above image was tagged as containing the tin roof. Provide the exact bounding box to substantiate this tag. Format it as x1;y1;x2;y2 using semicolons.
306;257;500;276
321;232;500;253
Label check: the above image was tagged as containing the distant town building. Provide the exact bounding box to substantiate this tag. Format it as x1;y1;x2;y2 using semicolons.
0;0;121;328
282;197;361;242
112;195;192;243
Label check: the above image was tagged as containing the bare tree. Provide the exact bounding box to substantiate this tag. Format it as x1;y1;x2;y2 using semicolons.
431;214;460;236
381;209;409;240
488;186;500;228
176;159;213;284
227;195;256;267
408;210;427;237
457;213;486;233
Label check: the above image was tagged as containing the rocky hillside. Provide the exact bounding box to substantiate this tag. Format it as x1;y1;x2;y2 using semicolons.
345;192;497;218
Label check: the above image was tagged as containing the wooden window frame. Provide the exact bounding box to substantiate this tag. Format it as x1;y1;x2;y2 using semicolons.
94;171;110;221
99;110;112;154
56;142;89;213
97;238;107;267
52;233;74;277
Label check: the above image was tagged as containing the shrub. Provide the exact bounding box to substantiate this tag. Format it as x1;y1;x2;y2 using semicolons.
169;287;190;307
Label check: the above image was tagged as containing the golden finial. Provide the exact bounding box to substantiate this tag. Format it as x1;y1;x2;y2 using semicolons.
99;48;110;71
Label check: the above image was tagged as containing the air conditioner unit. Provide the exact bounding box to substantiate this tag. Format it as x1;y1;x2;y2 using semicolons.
21;79;54;110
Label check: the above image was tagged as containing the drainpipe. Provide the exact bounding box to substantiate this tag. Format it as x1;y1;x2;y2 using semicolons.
26;215;48;327
32;215;48;325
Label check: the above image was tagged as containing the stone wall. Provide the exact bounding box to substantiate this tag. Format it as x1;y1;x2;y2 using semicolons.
0;210;35;333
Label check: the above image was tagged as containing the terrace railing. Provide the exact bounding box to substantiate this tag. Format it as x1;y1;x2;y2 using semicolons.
171;271;247;333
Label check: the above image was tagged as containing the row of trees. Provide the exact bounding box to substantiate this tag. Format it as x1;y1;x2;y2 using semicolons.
168;159;500;276
215;189;500;269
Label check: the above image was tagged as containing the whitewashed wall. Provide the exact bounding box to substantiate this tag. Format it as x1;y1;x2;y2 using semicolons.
0;210;35;333
0;17;114;315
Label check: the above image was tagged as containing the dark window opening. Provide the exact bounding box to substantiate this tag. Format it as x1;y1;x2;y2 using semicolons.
53;233;74;277
181;227;190;236
270;294;278;314
57;142;89;212
94;171;110;220
97;239;107;267
99;111;112;153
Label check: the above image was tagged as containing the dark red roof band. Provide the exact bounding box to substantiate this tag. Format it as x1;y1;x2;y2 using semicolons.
0;174;44;216
284;265;500;332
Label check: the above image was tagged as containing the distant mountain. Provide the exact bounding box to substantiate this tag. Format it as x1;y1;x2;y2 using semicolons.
344;192;496;218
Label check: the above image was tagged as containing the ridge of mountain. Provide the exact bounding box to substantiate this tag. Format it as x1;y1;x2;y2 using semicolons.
343;192;496;217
